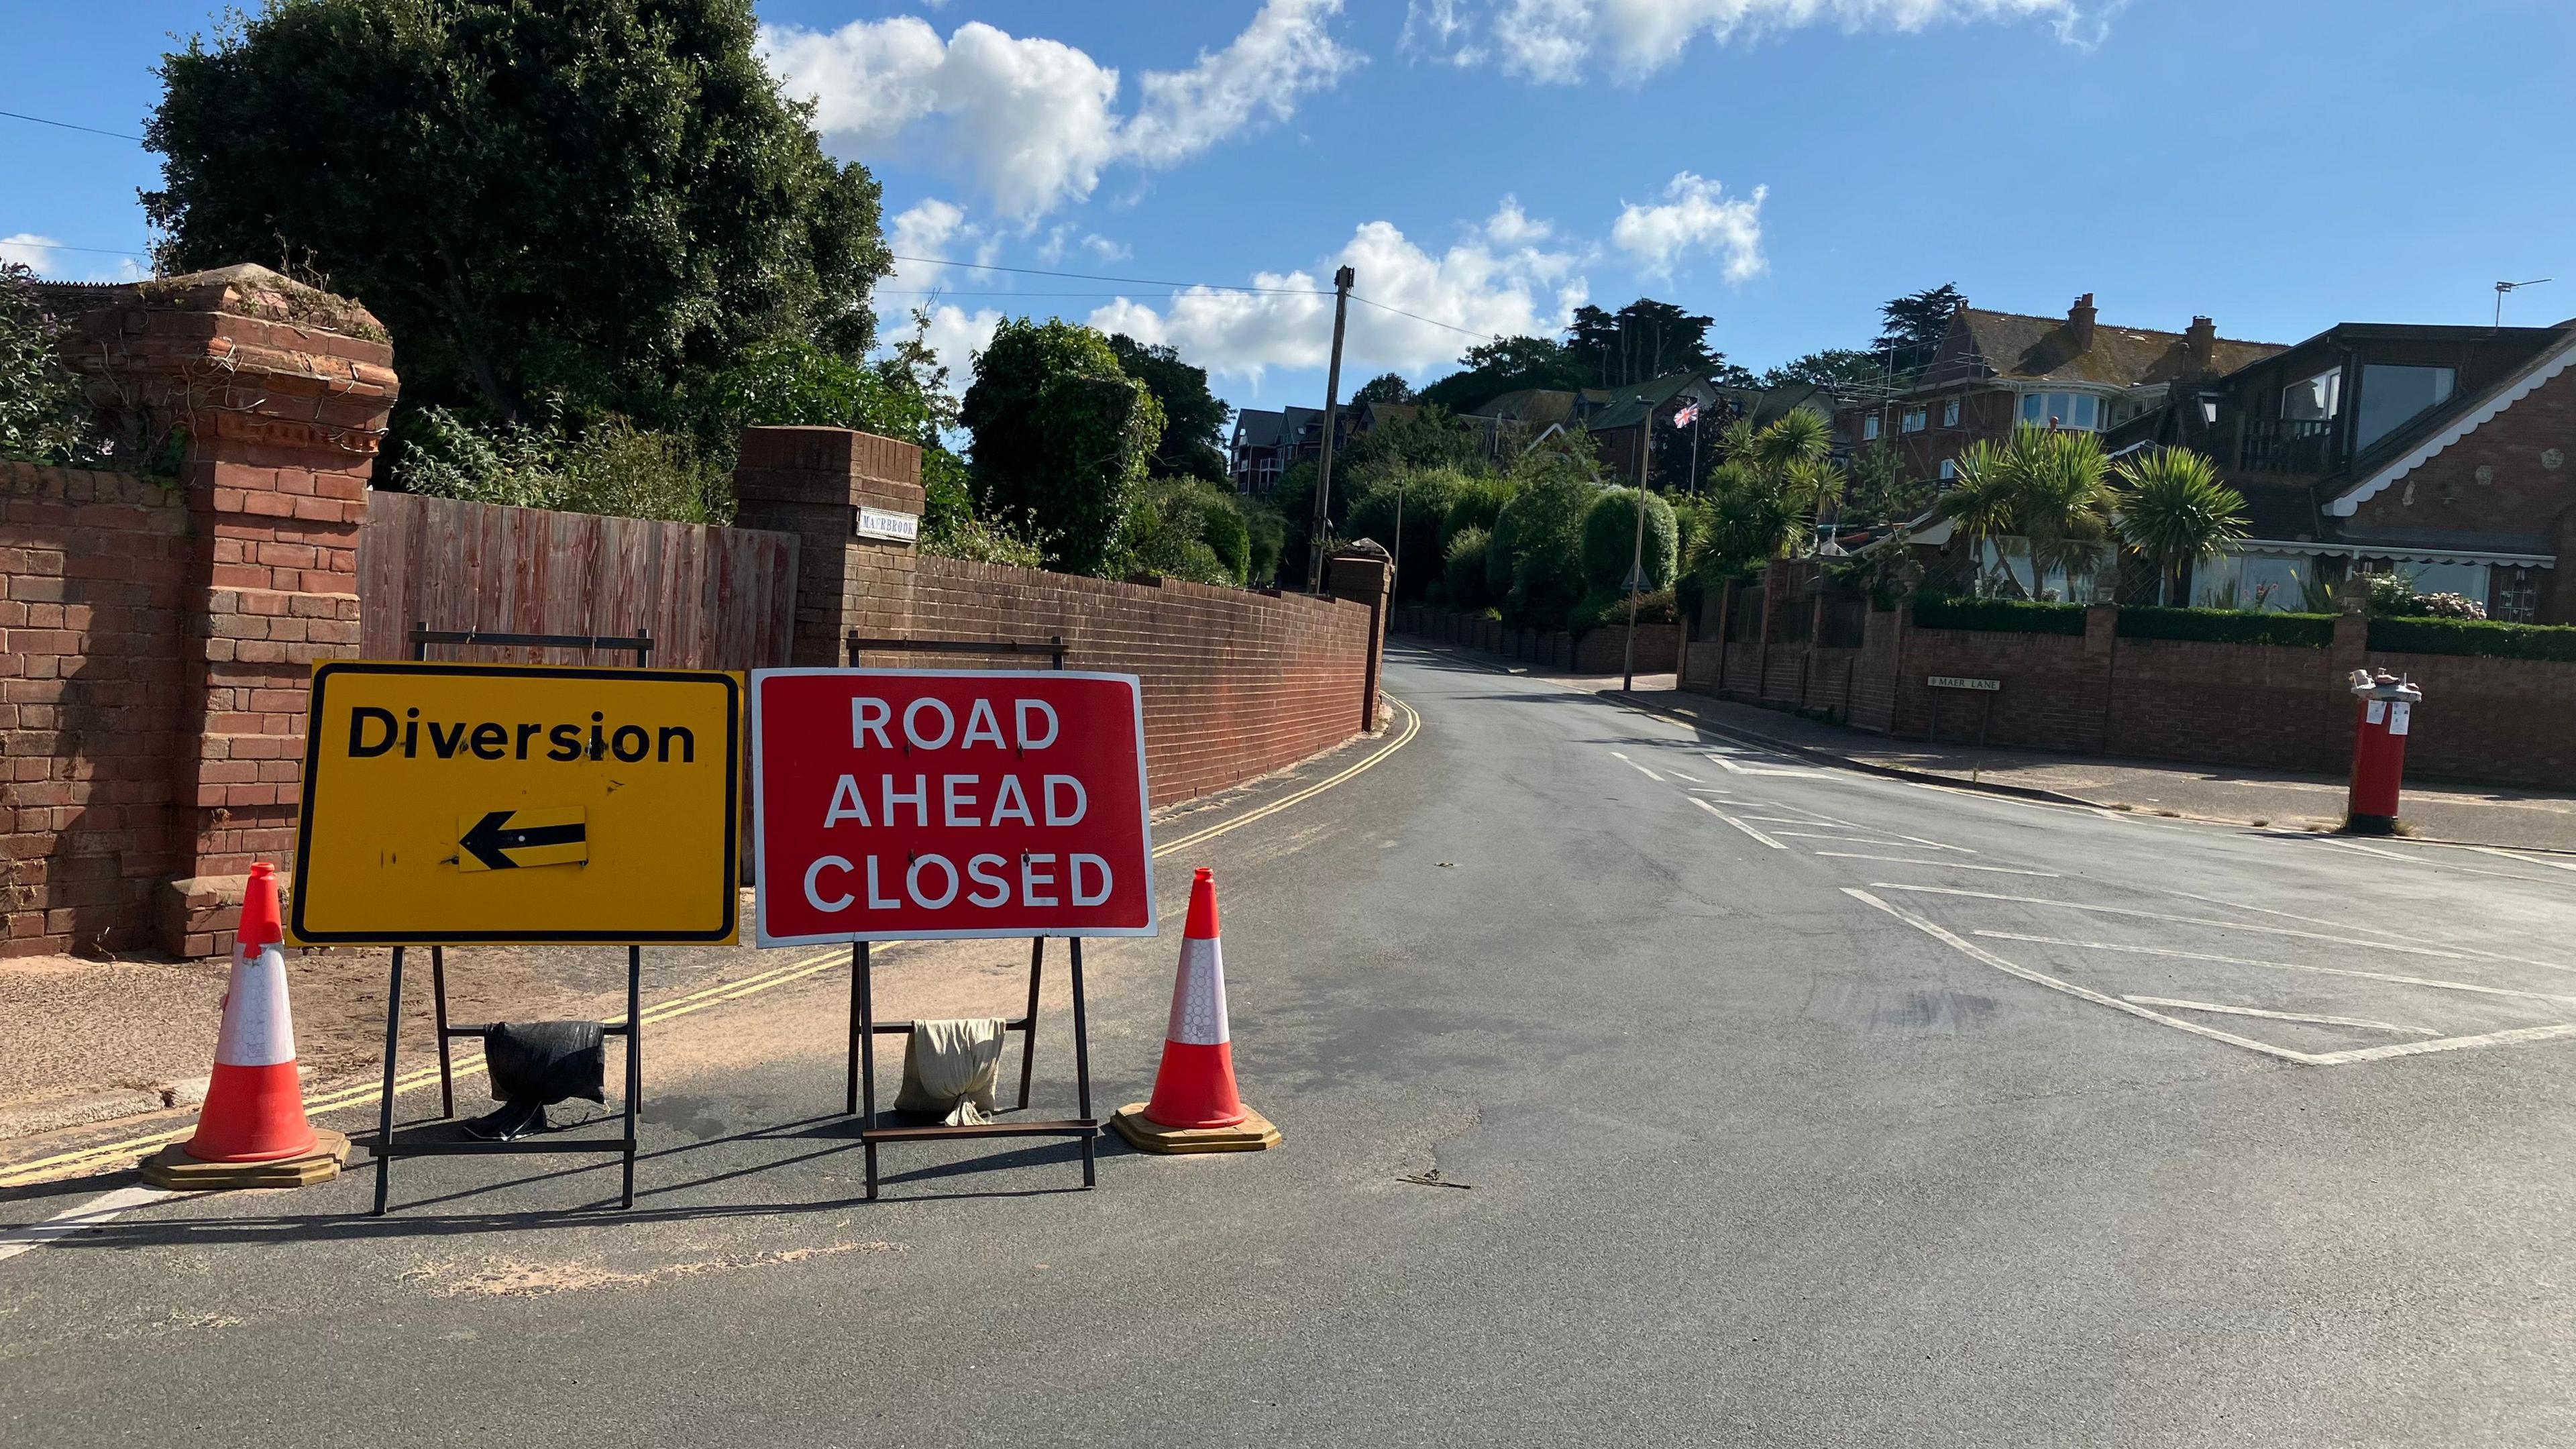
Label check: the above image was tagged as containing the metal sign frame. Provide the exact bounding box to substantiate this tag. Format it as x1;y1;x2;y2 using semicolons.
833;635;1100;1198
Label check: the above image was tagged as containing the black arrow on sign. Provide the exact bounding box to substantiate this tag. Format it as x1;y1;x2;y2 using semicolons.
460;811;587;870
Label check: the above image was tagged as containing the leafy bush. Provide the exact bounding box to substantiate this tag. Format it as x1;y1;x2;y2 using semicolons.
2116;606;2336;647
1442;473;1516;546
920;517;1045;569
2368;616;2576;661
1443;525;1492;608
1572;585;1676;631
395;405;732;524
2362;571;2488;620
1911;596;2088;635
1348;466;1470;602
1485;455;1598;628
1113;477;1248;586
0;264;95;466
1578;486;1678;594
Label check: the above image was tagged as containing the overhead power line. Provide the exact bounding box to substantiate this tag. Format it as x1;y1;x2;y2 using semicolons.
1;239;152;258
0;109;145;142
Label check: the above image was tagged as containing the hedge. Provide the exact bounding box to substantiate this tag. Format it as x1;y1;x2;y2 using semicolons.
1911;596;2088;635
2369;615;2576;661
2115;607;2336;648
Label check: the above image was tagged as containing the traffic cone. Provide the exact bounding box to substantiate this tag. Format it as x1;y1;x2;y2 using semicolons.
141;863;348;1189
1109;869;1281;1154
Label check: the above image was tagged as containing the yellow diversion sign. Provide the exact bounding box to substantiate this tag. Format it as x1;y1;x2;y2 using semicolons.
292;661;742;945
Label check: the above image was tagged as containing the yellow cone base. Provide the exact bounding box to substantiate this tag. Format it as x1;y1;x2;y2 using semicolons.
140;1130;350;1191
1108;1102;1281;1155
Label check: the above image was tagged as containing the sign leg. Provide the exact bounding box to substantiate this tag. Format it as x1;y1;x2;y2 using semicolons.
859;941;879;1201
1070;936;1095;1190
429;945;453;1120
622;945;641;1210
845;939;863;1116
372;945;405;1217
1018;936;1044;1112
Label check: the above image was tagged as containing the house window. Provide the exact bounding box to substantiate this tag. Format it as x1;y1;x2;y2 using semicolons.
2355;364;2457;451
2018;391;2102;430
2492;568;2540;624
1901;407;1928;433
1941;398;1960;427
1939;458;1957;481
2282;368;2341;421
1862;414;1880;441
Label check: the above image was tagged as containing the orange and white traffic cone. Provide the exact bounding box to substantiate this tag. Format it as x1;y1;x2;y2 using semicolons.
1109;869;1281;1154
141;863;349;1189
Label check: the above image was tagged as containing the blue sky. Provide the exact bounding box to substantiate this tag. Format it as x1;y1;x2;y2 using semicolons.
7;1;2573;421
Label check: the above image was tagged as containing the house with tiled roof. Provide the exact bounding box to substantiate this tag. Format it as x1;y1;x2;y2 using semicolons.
2106;317;2576;621
1837;293;2286;487
1227;407;1293;496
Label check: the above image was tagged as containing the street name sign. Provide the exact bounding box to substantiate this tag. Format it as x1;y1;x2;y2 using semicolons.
292;661;742;945
751;668;1156;945
1927;675;2001;691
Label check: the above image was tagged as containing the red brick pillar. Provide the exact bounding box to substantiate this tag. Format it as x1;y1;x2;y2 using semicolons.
733;427;924;665
1326;544;1393;731
62;264;396;953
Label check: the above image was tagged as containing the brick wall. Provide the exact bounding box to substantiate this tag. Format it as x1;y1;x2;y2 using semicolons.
3;265;394;958
913;560;1375;807
1684;561;2576;790
733;427;1386;814
1;465;193;954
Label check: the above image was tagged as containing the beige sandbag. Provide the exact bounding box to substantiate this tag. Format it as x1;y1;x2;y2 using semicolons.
893;1018;1009;1125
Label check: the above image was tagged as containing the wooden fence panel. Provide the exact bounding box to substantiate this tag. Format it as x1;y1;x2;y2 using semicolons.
357;493;798;672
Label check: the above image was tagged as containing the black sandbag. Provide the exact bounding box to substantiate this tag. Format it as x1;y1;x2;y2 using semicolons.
483;1020;607;1106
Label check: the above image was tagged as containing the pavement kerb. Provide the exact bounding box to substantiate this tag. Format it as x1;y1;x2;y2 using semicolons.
1603;688;2576;859
0;698;1424;1191
1601;690;2107;810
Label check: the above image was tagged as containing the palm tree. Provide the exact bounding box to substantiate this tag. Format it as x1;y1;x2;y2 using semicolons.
1933;426;2117;598
2112;446;2249;604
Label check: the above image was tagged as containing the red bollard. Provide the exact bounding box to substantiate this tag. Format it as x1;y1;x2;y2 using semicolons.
2345;668;2422;835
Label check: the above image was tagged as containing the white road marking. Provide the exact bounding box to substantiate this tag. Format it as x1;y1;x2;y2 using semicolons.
1609;750;1666;781
2118;996;2436;1036
1971;932;2576;1007
2465;845;2576;874
2152;884;2576;976
1844;889;2318;1064
1776;830;1978;855
1705;754;1821;777
1689;796;1786;849
1666;769;1704;784
2310;1022;2576;1066
1811;853;2059;877
2319;838;2555;884
1868;883;2481;961
0;1185;174;1266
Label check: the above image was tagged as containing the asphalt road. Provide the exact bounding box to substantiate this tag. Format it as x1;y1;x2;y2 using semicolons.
8;644;2576;1446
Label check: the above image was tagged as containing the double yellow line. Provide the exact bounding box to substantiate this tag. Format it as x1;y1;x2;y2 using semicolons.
0;698;1420;1190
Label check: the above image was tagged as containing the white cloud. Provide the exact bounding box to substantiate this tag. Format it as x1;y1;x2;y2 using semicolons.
888;198;973;288
763;2;1359;220
914;304;1005;394
1085;216;1587;382
1610;172;1766;280
1;233;146;283
1411;0;2118;80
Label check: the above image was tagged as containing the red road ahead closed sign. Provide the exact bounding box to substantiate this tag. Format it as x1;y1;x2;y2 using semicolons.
751;669;1157;945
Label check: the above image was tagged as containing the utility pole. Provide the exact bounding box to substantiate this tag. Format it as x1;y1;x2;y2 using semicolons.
1307;265;1356;593
1622;395;1652;692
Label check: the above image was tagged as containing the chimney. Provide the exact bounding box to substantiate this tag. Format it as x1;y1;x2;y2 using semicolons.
2068;293;2097;350
2186;315;2216;369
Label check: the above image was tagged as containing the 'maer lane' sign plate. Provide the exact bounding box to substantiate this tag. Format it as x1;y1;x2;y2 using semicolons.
292;661;741;945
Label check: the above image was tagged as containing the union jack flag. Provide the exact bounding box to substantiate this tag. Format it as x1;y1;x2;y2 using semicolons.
1671;402;1700;427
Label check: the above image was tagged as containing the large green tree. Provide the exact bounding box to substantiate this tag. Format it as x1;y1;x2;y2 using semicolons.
962;319;1165;577
1568;299;1721;388
1415;334;1585;412
145;0;891;425
1107;333;1230;482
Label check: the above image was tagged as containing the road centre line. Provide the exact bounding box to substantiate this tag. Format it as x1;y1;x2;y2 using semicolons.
2118;995;2435;1035
1608;750;1664;781
1777;830;1976;855
1970;932;2576;1007
1690;796;1786;849
1811;853;2058;876
1666;769;1704;783
1867;883;2481;961
1845;889;2321;1065
0;700;1426;1195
